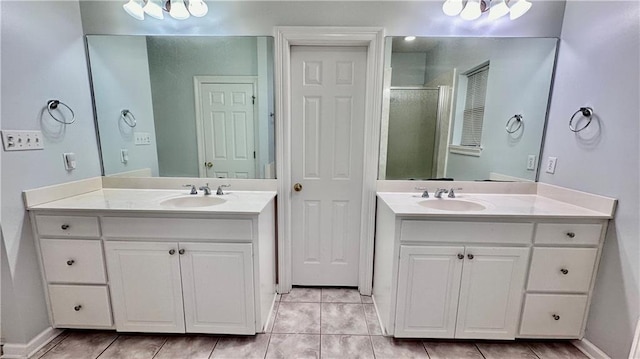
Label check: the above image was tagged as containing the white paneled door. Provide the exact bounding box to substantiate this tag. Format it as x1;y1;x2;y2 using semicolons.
198;82;256;179
290;46;367;286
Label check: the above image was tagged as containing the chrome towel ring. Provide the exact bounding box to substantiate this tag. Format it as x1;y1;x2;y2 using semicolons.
46;100;75;125
569;107;593;132
505;114;523;134
121;109;137;128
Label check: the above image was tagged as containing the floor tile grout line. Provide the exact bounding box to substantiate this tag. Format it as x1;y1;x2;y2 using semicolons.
206;337;219;359
149;336;169;359
32;330;69;359
263;332;273;359
94;333;120;359
421;340;432;359
473;342;487;359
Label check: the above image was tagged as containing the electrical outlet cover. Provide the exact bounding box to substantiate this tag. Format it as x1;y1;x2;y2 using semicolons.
546;157;557;174
527;155;536;171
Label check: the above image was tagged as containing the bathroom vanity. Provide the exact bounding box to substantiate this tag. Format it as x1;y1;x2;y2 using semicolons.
26;183;276;335
372;185;616;341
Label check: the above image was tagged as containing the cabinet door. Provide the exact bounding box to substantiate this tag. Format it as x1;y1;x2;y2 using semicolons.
180;242;255;334
105;241;185;333
395;246;464;338
455;247;529;339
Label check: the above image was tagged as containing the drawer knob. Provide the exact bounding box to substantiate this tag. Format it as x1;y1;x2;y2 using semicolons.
566;232;576;238
552;314;560;321
74;305;82;311
66;259;75;266
467;254;474;260
169;249;176;255
560;268;569;275
457;253;464;260
61;224;70;230
179;249;185;255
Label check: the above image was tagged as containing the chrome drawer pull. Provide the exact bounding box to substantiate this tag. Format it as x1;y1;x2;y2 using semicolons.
179;249;185;255
560;268;569;275
169;249;176;255
457;253;464;260
566;232;576;238
66;259;75;266
61;224;70;230
552;314;560;320
467;254;474;260
74;305;82;311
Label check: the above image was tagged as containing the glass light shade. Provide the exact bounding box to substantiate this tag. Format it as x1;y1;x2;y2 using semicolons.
143;0;164;19
510;0;532;20
169;0;190;20
404;36;416;41
488;0;510;20
188;0;208;17
442;0;463;16
123;0;144;20
460;0;482;20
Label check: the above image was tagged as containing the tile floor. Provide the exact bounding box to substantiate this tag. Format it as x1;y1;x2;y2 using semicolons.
30;288;589;359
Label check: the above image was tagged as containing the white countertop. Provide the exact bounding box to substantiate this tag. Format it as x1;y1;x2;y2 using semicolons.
377;192;613;219
28;189;277;215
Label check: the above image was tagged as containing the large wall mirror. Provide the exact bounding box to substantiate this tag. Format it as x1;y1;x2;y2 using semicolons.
86;35;275;178
379;37;558;182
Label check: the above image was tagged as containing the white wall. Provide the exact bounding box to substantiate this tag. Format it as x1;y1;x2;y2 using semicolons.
1;0;102;345
539;2;640;358
87;36;159;176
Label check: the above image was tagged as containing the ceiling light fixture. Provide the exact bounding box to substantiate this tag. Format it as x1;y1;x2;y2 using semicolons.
404;36;417;41
123;0;208;21
443;0;532;21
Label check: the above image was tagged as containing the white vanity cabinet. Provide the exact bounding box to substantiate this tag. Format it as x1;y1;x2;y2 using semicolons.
395;234;529;339
373;196;610;342
106;241;255;334
29;192;277;336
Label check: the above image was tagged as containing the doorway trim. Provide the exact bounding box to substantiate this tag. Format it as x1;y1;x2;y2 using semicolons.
194;75;259;178
275;27;385;295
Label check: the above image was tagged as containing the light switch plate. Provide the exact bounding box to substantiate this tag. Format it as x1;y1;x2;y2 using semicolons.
527;155;536;171
63;152;76;171
1;130;44;151
545;157;558;174
134;132;151;145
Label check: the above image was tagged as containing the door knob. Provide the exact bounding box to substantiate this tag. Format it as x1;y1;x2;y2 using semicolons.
293;183;303;192
205;162;213;169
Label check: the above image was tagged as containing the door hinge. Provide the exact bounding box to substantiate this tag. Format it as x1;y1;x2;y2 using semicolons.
253;151;256;159
252;95;256;105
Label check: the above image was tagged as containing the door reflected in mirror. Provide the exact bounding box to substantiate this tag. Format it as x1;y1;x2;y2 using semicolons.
86;36;275;179
379;37;558;182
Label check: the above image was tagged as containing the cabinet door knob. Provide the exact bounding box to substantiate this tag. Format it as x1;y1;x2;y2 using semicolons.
61;224;70;230
467;254;474;260
457;253;464;260
552;314;560;320
560;268;569;275
66;259;75;266
566;232;576;238
169;249;176;255
179;249;185;255
74;305;82;311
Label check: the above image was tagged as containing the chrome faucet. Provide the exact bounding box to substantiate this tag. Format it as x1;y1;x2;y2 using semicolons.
434;188;449;198
183;184;198;195
199;183;212;196
216;184;230;195
448;188;462;198
415;187;429;198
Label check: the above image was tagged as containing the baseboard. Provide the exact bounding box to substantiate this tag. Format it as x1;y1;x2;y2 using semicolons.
572;338;611;359
629;318;640;359
1;327;63;359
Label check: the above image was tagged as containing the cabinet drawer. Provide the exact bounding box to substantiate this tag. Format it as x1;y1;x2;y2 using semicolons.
400;221;533;244
102;217;253;241
527;248;597;293
48;285;113;328
534;223;602;246
36;215;100;238
519;294;587;337
40;239;106;284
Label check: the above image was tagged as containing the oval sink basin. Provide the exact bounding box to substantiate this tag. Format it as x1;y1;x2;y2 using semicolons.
419;199;486;212
160;196;227;208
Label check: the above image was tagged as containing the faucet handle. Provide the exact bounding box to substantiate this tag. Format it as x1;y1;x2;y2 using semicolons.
183;184;198;195
415;187;429;198
448;188;463;198
216;184;230;195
